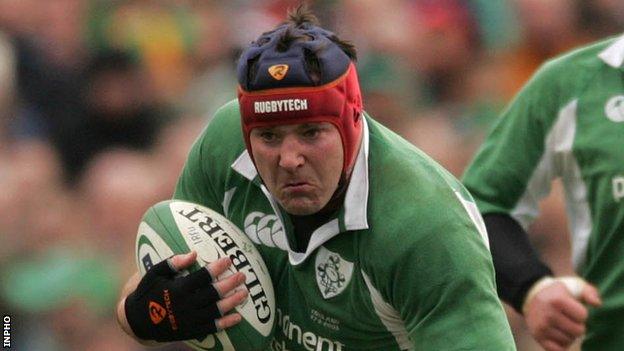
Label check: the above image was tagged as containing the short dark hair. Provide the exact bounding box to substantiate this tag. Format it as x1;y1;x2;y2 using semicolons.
245;5;356;86
285;5;356;61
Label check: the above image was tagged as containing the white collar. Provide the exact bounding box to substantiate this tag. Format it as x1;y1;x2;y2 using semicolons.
598;33;624;68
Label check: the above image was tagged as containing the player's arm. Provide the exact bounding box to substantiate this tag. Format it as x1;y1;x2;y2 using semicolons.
486;213;601;350
462;59;565;310
117;103;252;344
115;252;248;344
116;271;157;345
399;221;516;350
363;188;516;350
483;213;552;310
463;60;601;351
173;101;243;211
522;275;601;351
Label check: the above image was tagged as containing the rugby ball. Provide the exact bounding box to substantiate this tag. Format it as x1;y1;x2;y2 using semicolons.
135;200;275;351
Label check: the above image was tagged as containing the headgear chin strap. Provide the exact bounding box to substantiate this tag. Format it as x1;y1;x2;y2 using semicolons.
238;63;363;174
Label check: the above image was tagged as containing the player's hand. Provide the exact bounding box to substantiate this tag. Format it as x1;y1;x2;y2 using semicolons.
523;276;602;351
124;251;248;342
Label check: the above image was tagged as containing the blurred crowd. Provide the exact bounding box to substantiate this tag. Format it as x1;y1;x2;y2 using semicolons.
0;0;623;350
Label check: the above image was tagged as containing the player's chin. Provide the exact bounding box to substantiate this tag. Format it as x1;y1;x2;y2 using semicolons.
279;197;322;216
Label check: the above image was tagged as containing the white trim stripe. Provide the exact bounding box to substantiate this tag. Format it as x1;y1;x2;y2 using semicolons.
510;100;577;228
547;100;592;267
222;187;236;217
563;161;592;268
510;99;592;268
361;271;414;350
509;155;554;229
454;191;490;249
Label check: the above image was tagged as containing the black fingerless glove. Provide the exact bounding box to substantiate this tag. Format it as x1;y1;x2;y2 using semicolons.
124;259;222;342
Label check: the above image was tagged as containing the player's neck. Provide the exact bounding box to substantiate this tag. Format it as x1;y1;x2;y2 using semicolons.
289;175;348;252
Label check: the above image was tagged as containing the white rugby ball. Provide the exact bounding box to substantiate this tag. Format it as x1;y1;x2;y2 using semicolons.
135;200;275;351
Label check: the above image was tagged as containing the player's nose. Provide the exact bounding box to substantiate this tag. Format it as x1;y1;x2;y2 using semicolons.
278;135;304;170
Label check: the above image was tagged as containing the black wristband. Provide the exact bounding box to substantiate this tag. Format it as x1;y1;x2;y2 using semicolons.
483;213;553;313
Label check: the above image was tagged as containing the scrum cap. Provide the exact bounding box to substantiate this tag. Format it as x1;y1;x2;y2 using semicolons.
237;22;363;174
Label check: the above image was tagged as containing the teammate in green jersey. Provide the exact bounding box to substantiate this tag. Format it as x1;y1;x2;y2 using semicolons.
462;35;624;351
116;6;515;350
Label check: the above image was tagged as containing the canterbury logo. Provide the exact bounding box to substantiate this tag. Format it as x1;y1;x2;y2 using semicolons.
268;64;289;80
244;212;288;250
149;301;167;324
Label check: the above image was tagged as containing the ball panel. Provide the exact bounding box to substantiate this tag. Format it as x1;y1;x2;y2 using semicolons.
147;203;202;271
135;222;176;275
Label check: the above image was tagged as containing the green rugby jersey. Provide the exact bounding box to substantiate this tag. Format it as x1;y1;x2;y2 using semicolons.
463;35;624;350
174;100;515;350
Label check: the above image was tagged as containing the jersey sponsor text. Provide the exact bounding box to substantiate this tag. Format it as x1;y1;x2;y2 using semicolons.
254;99;308;114
272;308;344;351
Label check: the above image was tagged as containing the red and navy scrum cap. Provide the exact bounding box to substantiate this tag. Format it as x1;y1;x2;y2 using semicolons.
237;23;363;174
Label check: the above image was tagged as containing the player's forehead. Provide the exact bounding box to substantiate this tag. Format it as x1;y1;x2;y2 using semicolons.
251;121;335;133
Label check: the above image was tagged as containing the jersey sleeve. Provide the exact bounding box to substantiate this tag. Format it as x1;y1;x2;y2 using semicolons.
173;124;223;211
462;61;567;228
173;100;245;214
405;192;514;350
401;226;515;350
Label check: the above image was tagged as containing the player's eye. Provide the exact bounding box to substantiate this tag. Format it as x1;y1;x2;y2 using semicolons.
259;131;277;143
302;127;320;139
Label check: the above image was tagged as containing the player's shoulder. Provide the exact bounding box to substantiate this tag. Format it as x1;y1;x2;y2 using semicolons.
365;116;476;242
548;35;620;67
367;115;464;202
189;99;246;169
205;99;243;134
535;35;621;86
196;99;245;148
